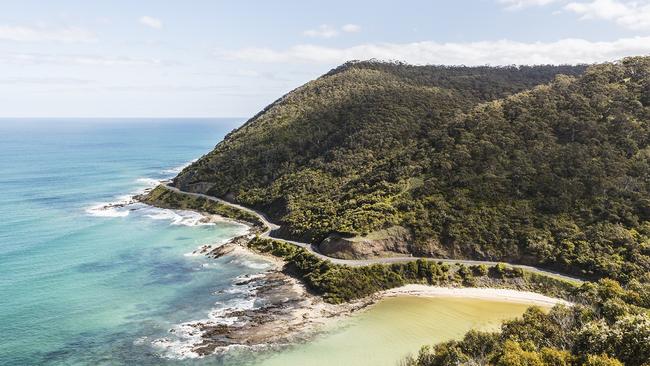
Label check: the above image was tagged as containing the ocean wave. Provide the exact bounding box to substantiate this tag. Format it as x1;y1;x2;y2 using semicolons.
151;299;257;359
160;159;197;175
208;297;257;326
133;336;149;346
151;274;267;359
184;249;207;258
227;257;272;270
85;203;131;217
84;190;215;227
152;333;267;360
234;272;268;282
151;323;204;359
141;207;214;227
135;177;162;188
83;160;191;222
85;158;228;225
85;176;157;218
184;243;218;257
84;158;187;219
84;194;137;217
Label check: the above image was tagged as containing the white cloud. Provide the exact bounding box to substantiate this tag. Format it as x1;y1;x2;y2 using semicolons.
498;0;561;9
303;24;362;38
497;0;650;30
69;55;168;66
565;0;650;30
104;85;236;93
342;24;362;33
0;25;95;42
303;25;339;38
0;53;171;66
0;77;93;85
139;16;163;29
222;36;650;65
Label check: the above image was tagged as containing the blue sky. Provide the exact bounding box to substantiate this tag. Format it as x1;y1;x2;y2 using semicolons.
1;0;650;117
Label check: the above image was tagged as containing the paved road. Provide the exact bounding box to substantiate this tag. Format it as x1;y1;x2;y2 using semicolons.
163;184;584;284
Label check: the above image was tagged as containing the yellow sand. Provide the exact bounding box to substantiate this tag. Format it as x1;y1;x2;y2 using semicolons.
253;296;543;366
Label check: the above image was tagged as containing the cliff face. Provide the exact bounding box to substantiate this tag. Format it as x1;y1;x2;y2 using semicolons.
318;226;414;259
174;58;650;283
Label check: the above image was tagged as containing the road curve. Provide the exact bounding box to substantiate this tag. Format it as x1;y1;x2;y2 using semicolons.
163;184;584;284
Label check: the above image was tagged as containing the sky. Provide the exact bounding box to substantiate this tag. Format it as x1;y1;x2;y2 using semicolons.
1;0;650;118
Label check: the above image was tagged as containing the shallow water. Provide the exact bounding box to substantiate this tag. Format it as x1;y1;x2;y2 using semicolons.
1;119;536;366
251;296;536;366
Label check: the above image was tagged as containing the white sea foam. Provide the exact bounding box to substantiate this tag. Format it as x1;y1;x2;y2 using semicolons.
151;299;257;358
151;327;267;360
84;193;138;217
208;279;260;325
142;207;214;227
135;177;161;188
207;299;256;326
133;336;148;346
85;176;155;218
151;323;204;359
85;158;187;219
183;245;212;257
85;203;131;217
86;188;217;228
151;273;267;359
160;159;197;175
85;159;250;230
234;273;268;282
228;257;272;270
243;260;271;270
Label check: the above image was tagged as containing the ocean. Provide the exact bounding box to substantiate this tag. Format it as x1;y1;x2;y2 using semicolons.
0;118;533;366
0;119;273;365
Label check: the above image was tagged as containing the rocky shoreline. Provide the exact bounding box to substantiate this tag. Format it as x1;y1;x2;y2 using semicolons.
161;235;374;358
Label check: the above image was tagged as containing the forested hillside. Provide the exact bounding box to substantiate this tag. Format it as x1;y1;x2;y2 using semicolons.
173;57;650;284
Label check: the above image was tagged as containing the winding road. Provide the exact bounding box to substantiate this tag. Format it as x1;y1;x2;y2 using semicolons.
163;184;584;284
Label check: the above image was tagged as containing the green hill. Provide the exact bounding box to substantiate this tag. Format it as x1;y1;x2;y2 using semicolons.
172;58;650;283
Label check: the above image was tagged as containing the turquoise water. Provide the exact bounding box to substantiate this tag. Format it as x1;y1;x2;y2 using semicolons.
0;119;274;365
0;119;536;366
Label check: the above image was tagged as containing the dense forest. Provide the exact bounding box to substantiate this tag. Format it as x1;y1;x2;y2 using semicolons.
173;57;650;285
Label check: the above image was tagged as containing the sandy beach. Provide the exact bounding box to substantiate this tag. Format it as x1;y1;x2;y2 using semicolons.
381;285;572;307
